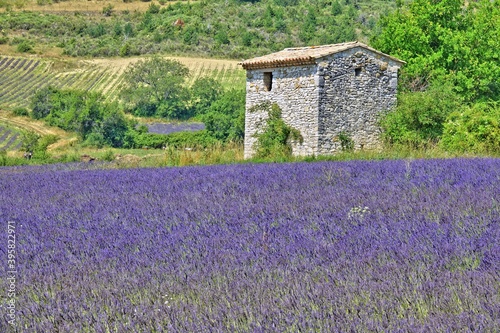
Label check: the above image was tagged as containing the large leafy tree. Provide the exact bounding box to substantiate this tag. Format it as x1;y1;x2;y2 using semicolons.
120;56;190;119
372;0;500;101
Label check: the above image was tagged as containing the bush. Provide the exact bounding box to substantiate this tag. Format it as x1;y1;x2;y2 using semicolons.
38;134;59;151
441;102;500;154
338;131;354;152
201;88;245;142
102;4;114;17
380;80;463;148
16;41;34;53
128;130;219;149
147;3;160;14
12;107;29;116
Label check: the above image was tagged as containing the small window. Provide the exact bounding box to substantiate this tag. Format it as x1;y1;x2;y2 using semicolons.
263;72;273;91
355;67;362;77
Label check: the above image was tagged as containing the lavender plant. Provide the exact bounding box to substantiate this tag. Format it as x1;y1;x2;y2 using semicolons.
0;158;499;332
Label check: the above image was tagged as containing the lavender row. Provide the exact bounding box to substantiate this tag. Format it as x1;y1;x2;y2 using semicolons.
145;122;206;135
0;158;499;332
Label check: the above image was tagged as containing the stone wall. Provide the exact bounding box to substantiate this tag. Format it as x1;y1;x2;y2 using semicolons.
317;48;400;154
244;64;319;158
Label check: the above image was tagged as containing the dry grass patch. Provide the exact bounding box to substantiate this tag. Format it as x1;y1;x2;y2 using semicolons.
2;0;176;13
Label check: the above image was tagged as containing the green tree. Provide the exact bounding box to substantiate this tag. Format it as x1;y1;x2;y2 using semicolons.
372;0;500;101
120;56;190;119
190;77;223;116
202;89;245;142
31;86;57;119
100;107;130;147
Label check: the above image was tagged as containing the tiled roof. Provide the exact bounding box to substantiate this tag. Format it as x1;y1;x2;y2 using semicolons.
240;41;405;70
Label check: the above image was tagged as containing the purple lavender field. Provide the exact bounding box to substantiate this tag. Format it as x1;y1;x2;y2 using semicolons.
1;159;499;332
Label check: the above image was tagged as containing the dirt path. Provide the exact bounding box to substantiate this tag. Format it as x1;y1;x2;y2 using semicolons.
0;110;76;150
0;111;62;136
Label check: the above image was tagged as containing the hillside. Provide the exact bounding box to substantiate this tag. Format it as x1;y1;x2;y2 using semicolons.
0;0;396;59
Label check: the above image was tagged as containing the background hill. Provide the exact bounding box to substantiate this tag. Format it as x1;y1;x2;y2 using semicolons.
0;0;396;59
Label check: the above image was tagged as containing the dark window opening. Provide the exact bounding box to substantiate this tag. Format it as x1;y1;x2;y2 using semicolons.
264;72;273;91
355;67;362;77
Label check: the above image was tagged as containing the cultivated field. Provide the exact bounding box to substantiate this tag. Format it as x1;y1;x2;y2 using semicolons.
0;124;22;151
0;55;245;109
0;158;499;331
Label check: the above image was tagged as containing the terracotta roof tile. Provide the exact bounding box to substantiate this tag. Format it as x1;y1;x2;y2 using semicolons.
240;41;405;70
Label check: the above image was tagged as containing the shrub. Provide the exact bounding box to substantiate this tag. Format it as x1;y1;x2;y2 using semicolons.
21;130;41;153
338;131;354;152
147;3;160;14
441;102;500;154
102;4;114;17
38;134;59;151
380;80;462;148
12;107;29;116
202;89;245;143
16;41;34;53
128;130;219;149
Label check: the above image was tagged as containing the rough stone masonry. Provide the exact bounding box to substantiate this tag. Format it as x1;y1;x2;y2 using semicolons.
241;41;405;158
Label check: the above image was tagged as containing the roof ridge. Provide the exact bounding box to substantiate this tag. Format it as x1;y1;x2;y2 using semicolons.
284;41;360;52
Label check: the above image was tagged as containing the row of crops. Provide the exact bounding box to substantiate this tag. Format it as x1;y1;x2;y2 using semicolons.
0;56;246;109
0;158;498;331
0;124;22;151
184;61;246;89
0;56;120;109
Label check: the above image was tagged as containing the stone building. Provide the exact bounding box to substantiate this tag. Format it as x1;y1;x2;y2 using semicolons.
240;41;405;158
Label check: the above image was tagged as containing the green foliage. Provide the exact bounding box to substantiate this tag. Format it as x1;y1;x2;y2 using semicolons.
31;87;57;120
127;130;219;149
21;130;41;153
202;89;245;142
252;102;302;159
372;0;500;101
37;134;59;151
12;107;29;116
338;131;354;152
441;102;500;154
30;87;130;148
16;40;34;53
190;77;223;116
101;150;116;162
380;81;463;147
147;3;160;14
0;0;365;59
120;56;190;119
102;4;114;17
0;149;6;166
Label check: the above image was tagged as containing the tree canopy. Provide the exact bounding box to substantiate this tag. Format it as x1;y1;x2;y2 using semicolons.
372;0;500;102
120;57;190;119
